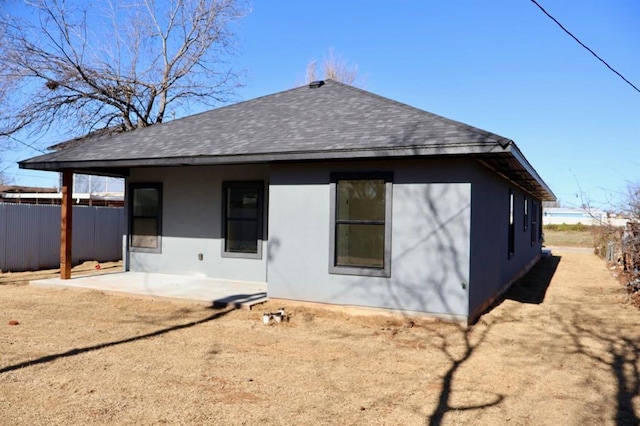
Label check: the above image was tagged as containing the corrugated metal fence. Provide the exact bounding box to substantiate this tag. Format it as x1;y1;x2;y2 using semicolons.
0;203;125;272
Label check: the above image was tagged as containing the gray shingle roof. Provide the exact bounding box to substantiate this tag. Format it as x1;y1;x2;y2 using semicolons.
19;79;555;200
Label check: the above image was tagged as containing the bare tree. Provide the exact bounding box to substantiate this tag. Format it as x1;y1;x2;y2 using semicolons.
0;170;11;185
0;0;249;141
304;49;363;86
621;181;640;221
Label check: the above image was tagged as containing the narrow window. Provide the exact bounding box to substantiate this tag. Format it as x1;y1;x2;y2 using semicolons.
531;201;538;246
508;190;515;258
130;183;162;252
329;172;392;277
538;203;544;243
523;197;529;231
222;181;264;259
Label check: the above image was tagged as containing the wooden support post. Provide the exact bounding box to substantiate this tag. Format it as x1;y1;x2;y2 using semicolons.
60;170;73;279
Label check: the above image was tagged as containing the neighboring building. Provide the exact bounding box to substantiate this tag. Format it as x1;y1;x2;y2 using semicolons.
0;185;58;203
19;80;555;324
543;207;628;227
0;185;123;207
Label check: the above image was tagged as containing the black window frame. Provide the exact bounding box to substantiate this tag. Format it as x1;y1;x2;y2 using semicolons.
538;203;544;243
221;181;264;259
508;189;515;259
329;172;393;277
531;200;538;246
523;197;529;232
129;182;163;253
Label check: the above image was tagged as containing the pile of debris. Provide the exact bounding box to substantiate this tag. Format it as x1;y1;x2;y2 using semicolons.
622;222;640;308
622;222;640;275
626;278;640;308
627;278;640;294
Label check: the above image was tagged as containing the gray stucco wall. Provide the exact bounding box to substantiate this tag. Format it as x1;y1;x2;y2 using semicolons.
468;162;543;320
123;157;543;321
127;165;269;282
267;159;472;318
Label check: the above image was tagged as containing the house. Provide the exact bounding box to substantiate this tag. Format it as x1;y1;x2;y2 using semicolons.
0;185;58;204
19;80;555;323
0;185;123;207
543;207;628;227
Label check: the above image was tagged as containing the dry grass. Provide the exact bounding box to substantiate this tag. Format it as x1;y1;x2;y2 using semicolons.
1;251;639;425
543;229;594;248
0;261;123;286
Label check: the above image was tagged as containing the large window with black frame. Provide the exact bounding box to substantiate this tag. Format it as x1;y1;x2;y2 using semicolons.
329;172;392;277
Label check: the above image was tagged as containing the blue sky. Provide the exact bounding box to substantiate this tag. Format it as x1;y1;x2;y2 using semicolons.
5;0;640;210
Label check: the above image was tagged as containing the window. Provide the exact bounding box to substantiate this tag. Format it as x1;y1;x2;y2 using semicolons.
130;183;162;252
531;200;538;246
508;190;515;258
538;203;544;242
329;172;392;277
222;181;264;259
523;197;529;231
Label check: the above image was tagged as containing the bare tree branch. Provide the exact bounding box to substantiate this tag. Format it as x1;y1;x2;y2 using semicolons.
0;0;249;141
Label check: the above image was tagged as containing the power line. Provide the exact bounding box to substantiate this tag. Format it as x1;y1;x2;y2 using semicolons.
530;0;640;94
6;135;47;154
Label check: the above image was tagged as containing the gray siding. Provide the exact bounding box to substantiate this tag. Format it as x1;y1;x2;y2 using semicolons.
127;165;269;282
468;162;543;321
123;158;543;321
0;203;124;272
267;159;472;318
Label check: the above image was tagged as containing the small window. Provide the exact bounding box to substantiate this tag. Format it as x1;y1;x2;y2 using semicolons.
508;190;515;258
531;201;538;246
222;181;264;259
538;203;543;242
329;172;392;277
523;197;529;231
130;183;162;252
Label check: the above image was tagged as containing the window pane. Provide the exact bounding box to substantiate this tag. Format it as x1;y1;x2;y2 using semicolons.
131;218;158;249
227;187;258;219
133;188;159;216
337;179;385;221
226;219;258;253
508;191;515;256
336;224;384;268
509;192;514;225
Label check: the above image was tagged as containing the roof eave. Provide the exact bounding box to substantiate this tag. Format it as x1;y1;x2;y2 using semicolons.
19;140;555;201
19;142;507;172
507;142;556;201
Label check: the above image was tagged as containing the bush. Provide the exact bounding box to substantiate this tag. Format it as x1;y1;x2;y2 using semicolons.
543;223;589;232
592;225;623;260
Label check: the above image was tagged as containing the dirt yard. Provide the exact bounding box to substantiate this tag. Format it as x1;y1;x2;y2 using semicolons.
0;260;123;285
1;250;639;425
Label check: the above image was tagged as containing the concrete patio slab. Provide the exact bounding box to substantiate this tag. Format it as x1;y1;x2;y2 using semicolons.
30;272;268;309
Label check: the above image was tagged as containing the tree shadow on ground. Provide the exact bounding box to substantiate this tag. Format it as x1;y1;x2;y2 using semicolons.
493;252;639;424
0;306;233;375
426;320;503;425
425;255;562;423
558;310;639;425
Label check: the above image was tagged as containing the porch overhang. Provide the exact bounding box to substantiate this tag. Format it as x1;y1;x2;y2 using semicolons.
19;141;555;201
